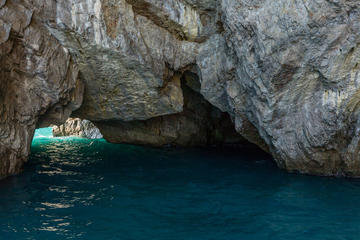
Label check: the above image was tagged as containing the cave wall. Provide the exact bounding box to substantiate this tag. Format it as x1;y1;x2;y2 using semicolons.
95;73;246;147
1;0;360;177
0;0;84;178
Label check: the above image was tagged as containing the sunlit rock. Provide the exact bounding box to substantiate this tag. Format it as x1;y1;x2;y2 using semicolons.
53;118;103;139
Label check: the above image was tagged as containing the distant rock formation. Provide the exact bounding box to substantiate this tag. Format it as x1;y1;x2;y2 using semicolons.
53;118;103;139
1;0;360;178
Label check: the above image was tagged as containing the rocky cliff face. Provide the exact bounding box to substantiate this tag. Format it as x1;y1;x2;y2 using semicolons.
1;0;360;178
219;0;360;176
0;0;84;178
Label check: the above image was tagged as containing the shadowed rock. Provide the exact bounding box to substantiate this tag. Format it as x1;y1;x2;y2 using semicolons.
95;76;246;147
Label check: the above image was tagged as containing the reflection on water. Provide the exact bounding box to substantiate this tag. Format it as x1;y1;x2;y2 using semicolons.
1;128;360;239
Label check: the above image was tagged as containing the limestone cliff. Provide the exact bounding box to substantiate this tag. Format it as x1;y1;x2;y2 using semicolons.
1;0;360;178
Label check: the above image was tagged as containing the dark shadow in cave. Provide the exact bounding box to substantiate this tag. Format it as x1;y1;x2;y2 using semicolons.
86;69;270;158
32;68;271;161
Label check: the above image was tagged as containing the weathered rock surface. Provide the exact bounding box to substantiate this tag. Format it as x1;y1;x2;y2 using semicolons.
0;0;84;179
1;0;360;178
47;0;199;121
53;118;103;139
217;0;360;176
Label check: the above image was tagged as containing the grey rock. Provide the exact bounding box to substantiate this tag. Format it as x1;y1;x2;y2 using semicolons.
215;0;360;176
53;118;103;139
45;0;200;121
0;19;10;44
0;0;6;8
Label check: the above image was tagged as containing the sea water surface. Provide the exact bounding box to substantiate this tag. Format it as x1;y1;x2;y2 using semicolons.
1;128;360;239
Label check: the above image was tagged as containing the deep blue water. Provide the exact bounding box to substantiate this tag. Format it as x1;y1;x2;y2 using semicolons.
1;128;360;239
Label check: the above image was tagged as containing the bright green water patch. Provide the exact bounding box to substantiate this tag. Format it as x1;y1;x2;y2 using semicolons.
33;127;54;139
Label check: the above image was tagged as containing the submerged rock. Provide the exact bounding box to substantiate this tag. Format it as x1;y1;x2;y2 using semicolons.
53;118;103;139
1;0;360;177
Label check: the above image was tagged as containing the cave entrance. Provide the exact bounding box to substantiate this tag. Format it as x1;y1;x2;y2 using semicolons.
33;68;263;150
32;68;265;153
68;70;258;150
33;119;103;141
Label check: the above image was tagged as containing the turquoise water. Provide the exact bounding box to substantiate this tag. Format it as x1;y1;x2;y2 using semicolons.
1;128;360;239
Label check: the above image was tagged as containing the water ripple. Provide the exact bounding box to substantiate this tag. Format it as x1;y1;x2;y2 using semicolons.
1;128;360;239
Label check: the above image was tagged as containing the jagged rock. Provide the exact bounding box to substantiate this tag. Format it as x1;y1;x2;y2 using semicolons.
46;0;199;121
1;0;360;178
217;0;360;176
0;0;84;179
53;118;103;139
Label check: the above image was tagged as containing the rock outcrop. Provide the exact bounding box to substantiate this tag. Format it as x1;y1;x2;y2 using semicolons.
53;118;103;139
217;0;360;176
0;0;84;179
1;0;360;178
